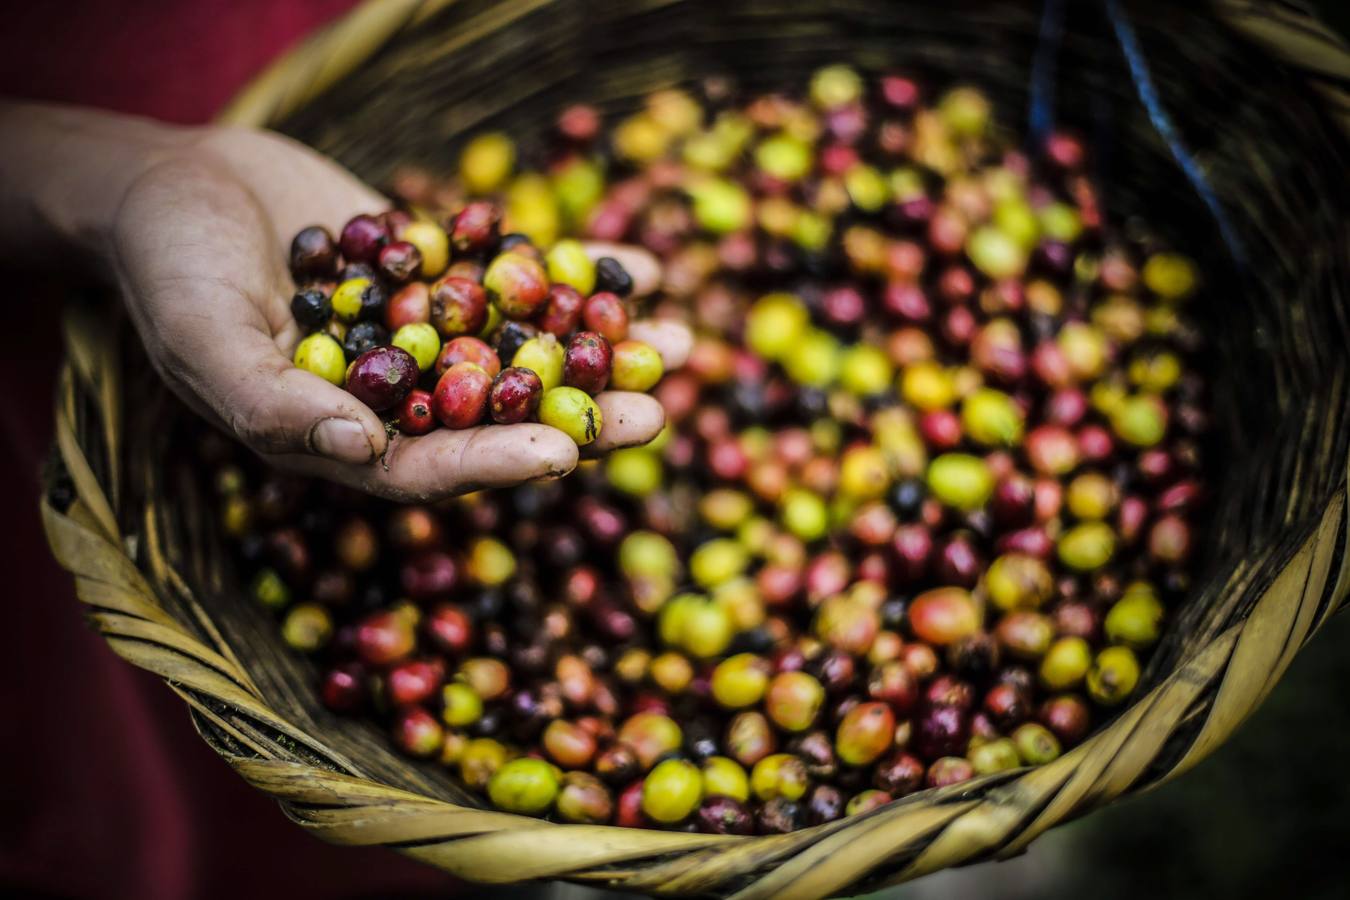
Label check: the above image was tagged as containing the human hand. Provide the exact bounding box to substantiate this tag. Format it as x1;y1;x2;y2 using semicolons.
103;126;690;501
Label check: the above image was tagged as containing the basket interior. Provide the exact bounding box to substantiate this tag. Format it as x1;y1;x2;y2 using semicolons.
147;0;1349;813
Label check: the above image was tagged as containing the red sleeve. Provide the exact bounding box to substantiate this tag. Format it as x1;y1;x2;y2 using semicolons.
0;0;358;123
2;3;460;897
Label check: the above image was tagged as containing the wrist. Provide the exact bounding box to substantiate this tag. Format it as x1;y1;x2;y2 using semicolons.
0;103;197;272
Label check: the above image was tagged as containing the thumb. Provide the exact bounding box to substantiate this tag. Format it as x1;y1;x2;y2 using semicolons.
208;329;388;465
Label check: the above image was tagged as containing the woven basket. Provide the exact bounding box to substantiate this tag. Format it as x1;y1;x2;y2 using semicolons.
43;1;1350;896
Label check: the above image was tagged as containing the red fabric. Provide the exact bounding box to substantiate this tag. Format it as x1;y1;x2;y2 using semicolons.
1;2;456;897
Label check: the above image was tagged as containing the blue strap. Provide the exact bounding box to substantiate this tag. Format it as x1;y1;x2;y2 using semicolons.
1103;0;1249;268
1028;0;1066;148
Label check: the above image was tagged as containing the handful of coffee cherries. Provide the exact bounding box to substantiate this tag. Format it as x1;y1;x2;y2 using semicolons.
287;207;665;446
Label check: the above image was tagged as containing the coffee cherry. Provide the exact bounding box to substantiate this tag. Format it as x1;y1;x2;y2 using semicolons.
1085;646;1140;706
394;388;434;435
430;276;489;337
610;340;664;391
725;711;776;767
488;367;544;424
344;346;419;412
711;654;771;709
436;336;501;378
484;252;550;319
969;736;1020;775
342;321;388;363
339;214;388;264
618;712;682;770
765;671;825;732
835;702;895;766
701;756;750;802
390;322;440;373
451;200;502;253
556;771;613;824
1011;722;1061;765
290;225;338;278
513;334;565;391
696;796;754;834
750;753;809;801
539;387;603;445
377;240;422;284
293;333;346;385
642;759;704;823
582;292;629;343
433;362;492;429
385;282;431;331
488;758;561;816
908;587;979;646
563;331;613;394
291;288;332;332
594;256;634;296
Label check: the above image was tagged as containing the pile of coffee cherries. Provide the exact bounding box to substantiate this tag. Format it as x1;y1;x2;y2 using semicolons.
217;65;1209;834
286;203;664;445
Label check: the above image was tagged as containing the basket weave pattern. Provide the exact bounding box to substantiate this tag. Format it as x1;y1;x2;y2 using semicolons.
44;1;1350;896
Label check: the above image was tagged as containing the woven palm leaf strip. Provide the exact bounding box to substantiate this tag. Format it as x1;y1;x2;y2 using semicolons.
45;0;1350;896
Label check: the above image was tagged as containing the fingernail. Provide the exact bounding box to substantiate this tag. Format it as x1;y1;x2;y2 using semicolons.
311;418;375;464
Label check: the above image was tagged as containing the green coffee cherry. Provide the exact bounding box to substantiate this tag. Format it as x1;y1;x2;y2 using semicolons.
689;178;752;234
466;536;516;586
984;553;1053;611
927;453;995;511
1011;722;1062;765
966;226;1027;280
1104;591;1164;649
938;86;991;136
552;159;605;226
1038;202;1083;242
711;654;771;709
781;488;830;542
702;756;750;802
460;132;516;194
755;133;813;181
281;603;332;652
1142;252;1198;301
392;322;441;373
1057;522;1116;572
251;567;290;610
487;758;561;816
690;538;750;588
611;340;664;391
783;329;842;388
513;334;565;392
1086;646;1141;706
993;198;1039;249
745;293;809;361
545;239;597;295
810;65;863;109
538;386;603;445
330;277;372;323
293;333;347;386
606;447;663;496
441;681;484;727
699;489;755;531
844;165;889;212
839;345;894;396
1040;636;1092;690
619;531;680;580
969;737;1021;775
961;388;1024;447
1111;395;1168;447
750;753;809;802
642;759;703;823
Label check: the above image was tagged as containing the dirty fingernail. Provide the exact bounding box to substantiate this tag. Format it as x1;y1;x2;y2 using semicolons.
311;418;375;464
